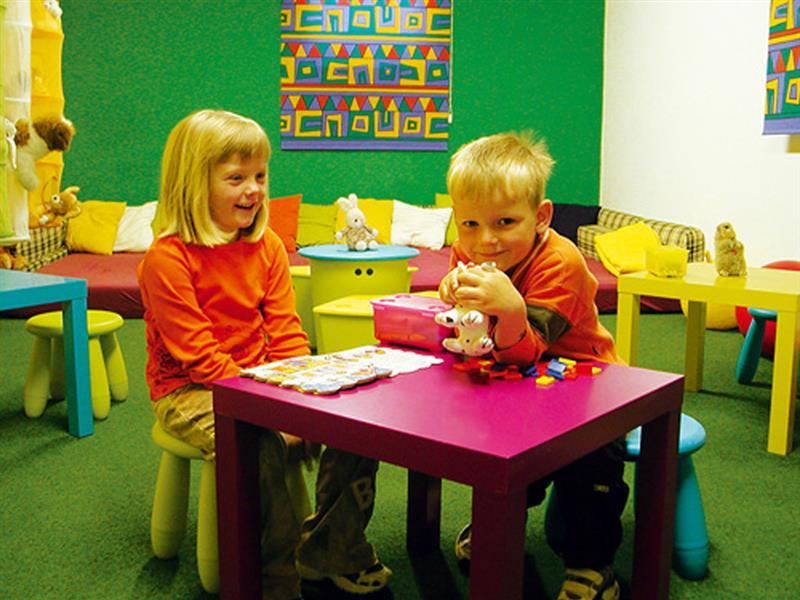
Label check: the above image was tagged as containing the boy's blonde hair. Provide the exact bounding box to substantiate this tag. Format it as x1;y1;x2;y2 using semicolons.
447;131;555;209
158;109;271;246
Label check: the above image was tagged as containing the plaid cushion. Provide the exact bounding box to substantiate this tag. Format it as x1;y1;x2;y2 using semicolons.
15;224;68;271
578;208;706;263
577;224;608;260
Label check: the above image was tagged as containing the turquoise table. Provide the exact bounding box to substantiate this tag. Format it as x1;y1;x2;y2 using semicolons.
0;270;92;437
298;244;420;307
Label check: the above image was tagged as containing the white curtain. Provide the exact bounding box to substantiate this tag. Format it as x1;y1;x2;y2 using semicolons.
3;0;32;243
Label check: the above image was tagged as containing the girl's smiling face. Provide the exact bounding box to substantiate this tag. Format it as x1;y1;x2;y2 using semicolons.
454;194;552;272
209;153;267;234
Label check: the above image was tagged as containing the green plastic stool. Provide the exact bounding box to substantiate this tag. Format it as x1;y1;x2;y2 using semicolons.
150;423;313;594
24;309;127;420
151;423;220;594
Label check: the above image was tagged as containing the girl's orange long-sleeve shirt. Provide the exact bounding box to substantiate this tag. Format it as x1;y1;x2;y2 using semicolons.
137;229;309;401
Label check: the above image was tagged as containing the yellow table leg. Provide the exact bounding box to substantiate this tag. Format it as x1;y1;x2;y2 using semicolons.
767;310;799;455
616;292;641;365
684;301;706;392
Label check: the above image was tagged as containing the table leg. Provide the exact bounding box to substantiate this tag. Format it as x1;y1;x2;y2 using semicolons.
469;487;527;600
632;408;680;600
61;297;93;437
616;292;641;365
767;310;799;455
216;414;262;600
684;301;706;392
406;470;441;554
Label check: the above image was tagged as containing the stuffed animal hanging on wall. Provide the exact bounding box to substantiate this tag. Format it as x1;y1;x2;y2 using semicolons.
30;185;82;227
12;115;75;191
335;193;379;251
714;222;746;277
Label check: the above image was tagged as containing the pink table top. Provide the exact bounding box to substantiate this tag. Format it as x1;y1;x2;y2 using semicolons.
214;358;683;494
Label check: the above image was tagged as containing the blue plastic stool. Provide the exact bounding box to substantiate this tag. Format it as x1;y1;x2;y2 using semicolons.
735;307;800;387
545;413;709;580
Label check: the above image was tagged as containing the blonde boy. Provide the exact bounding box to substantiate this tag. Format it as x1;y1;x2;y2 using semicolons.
440;132;628;600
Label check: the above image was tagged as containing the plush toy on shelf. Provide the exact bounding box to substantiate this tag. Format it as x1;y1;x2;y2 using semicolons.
30;185;82;227
12;115;75;191
335;193;378;251
714;222;746;277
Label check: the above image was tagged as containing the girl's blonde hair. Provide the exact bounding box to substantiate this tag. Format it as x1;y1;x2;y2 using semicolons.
447;131;555;209
158;109;271;246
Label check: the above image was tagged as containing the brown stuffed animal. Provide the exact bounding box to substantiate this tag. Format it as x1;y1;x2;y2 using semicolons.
0;247;27;270
31;185;82;227
714;222;747;277
13;115;76;191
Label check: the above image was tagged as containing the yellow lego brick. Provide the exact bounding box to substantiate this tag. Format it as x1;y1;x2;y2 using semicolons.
535;375;555;386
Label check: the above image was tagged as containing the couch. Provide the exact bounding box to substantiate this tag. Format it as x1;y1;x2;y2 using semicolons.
2;199;705;319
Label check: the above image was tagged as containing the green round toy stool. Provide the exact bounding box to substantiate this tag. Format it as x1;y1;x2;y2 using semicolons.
150;423;220;594
150;423;314;594
24;309;127;420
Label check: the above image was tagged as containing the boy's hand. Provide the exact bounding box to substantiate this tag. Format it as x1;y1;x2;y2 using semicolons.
452;264;522;318
452;264;528;350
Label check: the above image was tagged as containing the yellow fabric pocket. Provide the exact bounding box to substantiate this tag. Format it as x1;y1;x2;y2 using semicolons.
595;221;660;277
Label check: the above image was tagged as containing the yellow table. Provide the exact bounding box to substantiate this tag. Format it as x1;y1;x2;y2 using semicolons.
616;263;800;455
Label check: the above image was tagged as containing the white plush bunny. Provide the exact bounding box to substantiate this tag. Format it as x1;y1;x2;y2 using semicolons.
335;193;379;251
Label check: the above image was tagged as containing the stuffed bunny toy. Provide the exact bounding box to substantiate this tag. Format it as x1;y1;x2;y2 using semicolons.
335;193;379;251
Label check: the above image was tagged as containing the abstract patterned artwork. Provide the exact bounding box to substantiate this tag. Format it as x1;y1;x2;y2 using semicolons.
764;0;800;133
279;0;452;150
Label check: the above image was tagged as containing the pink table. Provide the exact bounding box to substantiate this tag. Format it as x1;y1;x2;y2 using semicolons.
213;358;683;600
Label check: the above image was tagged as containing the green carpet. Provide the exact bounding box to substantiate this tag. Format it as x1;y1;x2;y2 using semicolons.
0;314;798;599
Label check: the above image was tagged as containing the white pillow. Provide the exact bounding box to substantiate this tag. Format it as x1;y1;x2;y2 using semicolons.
390;200;452;250
113;201;158;252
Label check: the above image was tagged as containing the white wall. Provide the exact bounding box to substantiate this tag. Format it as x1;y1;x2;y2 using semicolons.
602;0;800;266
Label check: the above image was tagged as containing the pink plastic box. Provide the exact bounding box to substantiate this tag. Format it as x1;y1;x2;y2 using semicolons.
370;294;452;352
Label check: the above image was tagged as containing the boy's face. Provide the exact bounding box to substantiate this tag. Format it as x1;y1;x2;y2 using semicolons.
453;194;552;272
209;153;267;233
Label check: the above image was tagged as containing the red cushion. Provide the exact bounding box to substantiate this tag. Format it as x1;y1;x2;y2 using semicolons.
735;260;800;357
268;194;302;254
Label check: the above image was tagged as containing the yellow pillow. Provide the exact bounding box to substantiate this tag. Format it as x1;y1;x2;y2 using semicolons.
66;200;127;255
334;197;393;245
680;299;738;330
595;222;660;277
435;193;457;246
296;203;337;247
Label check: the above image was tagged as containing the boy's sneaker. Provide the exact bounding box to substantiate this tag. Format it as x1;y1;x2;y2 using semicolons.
557;566;620;600
296;561;392;595
454;523;472;561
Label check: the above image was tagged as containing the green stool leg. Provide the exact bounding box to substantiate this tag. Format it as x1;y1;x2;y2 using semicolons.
88;338;110;420
24;336;52;418
286;461;313;526
197;460;219;594
101;332;128;402
151;451;190;558
50;338;66;400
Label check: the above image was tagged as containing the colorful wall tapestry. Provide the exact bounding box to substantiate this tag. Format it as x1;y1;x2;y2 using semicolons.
764;0;800;134
279;0;452;150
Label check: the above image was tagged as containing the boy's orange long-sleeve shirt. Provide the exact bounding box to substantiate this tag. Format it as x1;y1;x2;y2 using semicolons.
137;229;309;401
450;229;621;366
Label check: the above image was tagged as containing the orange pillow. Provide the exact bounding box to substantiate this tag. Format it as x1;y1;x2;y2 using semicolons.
268;194;302;253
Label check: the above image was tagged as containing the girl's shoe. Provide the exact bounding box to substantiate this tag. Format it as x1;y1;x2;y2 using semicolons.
454;523;472;561
296;561;392;595
557;566;620;600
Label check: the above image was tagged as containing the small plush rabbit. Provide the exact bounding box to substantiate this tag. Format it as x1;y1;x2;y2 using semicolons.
335;193;379;251
714;222;746;277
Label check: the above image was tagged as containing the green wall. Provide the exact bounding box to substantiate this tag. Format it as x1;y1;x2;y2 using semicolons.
60;0;603;206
